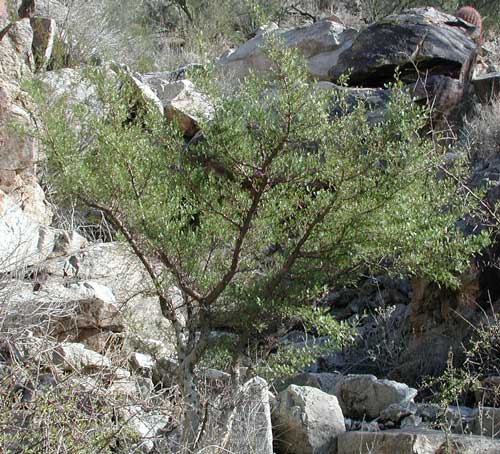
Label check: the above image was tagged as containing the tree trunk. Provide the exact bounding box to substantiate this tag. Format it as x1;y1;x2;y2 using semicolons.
178;359;203;449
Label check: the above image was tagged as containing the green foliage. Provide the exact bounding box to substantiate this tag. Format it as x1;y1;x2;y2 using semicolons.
32;41;486;384
426;314;500;412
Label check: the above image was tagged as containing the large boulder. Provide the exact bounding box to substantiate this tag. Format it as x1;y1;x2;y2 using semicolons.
227;377;273;454
0;190;54;273
273;384;345;454
0;279;123;351
283;373;417;420
334;375;417;420
0;0;8;26
219;19;354;80
40;242;177;355
39;65;163;121
0;18;53;226
329;7;477;87
0;18;33;81
336;428;500;454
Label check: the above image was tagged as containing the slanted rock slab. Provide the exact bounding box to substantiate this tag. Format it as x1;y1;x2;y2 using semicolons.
143;76;213;137
218;19;353;80
329;7;476;87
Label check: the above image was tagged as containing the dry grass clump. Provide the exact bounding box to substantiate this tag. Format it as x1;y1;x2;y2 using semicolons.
462;98;500;162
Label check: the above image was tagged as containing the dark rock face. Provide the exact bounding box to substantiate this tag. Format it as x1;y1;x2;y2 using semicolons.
329;9;476;87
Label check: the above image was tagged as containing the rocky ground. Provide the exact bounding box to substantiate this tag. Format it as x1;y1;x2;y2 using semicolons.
2;1;500;453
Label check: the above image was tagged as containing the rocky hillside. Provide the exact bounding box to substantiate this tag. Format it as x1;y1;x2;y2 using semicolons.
1;1;500;453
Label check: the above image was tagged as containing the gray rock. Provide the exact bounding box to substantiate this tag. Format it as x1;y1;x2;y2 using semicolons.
0;279;123;352
53;342;111;371
227;377;273;454
415;403;440;422
334;375;417;420
218;19;353;80
445;405;476;434
116;405;168;453
142;77;213;137
279;372;343;394
152;356;178;387
274;384;345;454
315;81;391;124
400;414;422;429
39;64;163;126
0;19;51;226
282;373;417;421
336;427;500;453
380;402;417;424
32;0;69;25
359;421;380;432
329;7;476;87
129;352;154;375
51;229;88;256
41;242;178;356
0;190;54;273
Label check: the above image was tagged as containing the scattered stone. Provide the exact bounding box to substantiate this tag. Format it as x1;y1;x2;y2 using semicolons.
273;384;345;454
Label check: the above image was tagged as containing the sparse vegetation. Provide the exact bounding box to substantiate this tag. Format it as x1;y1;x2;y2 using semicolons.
2;0;500;452
28;38;489;449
